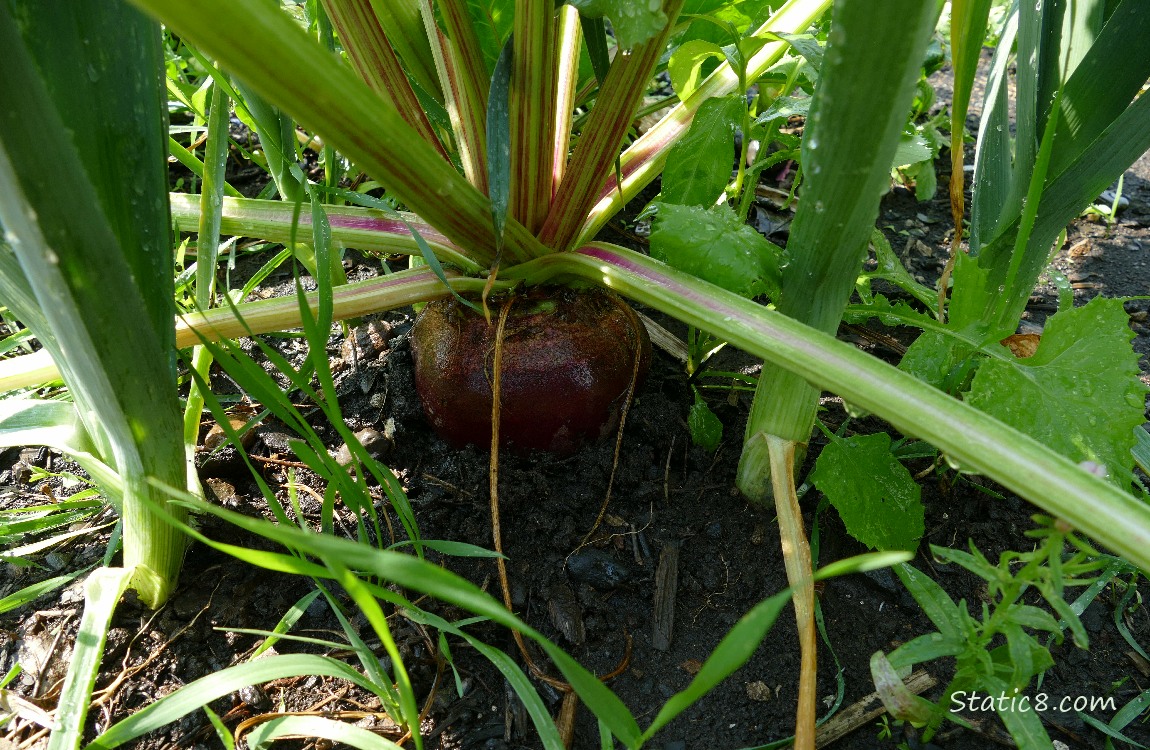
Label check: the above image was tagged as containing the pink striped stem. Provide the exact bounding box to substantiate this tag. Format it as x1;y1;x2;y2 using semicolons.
509;0;557;234
551;4;582;197
323;0;448;161
169;193;483;273
421;0;491;194
539;0;684;251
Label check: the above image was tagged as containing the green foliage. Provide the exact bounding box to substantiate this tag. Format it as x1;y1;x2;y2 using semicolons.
809;432;924;552
649;203;782;299
668;39;729;99
897;331;978;394
966;297;1147;485
49;568;133;750
462;0;514;75
954;0;1150;338
660;95;745;205
879;523;1102;745
688;388;723;451
569;0;668;49
0;0;190;608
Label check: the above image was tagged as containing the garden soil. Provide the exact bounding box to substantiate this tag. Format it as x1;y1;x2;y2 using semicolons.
4;87;1150;750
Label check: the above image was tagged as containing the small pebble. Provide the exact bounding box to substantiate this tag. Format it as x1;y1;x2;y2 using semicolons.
334;427;392;467
704;521;722;539
566;548;632;590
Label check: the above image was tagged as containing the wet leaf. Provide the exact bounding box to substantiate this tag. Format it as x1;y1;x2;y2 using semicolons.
660;94;744;207
810;432;924;552
967;297;1148;485
649;203;782;299
569;0;667;50
688;389;722;451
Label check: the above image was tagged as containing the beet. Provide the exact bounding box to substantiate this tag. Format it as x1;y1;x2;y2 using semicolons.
409;286;651;454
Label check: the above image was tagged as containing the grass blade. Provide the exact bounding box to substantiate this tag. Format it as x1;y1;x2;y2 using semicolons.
88;654;381;749
46;568;132;750
0;568;89;616
246;715;404;749
641;589;792;740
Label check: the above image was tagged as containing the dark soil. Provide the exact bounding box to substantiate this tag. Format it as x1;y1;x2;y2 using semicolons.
4;80;1150;750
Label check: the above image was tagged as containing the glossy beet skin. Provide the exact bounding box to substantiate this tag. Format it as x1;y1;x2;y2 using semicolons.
410;286;651;455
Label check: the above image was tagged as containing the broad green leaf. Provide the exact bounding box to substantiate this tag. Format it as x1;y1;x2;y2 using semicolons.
649;203;782;299
463;0;515;74
891;131;932;169
843;296;940;333
774;32;823;69
809;432;924;552
668;39;726;99
569;0;667;49
966;297;1147;485
659;95;744;206
688;388;723;451
897;330;977;393
754;94;810;124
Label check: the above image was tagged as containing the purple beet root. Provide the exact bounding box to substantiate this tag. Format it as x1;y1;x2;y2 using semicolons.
409;286;651;455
